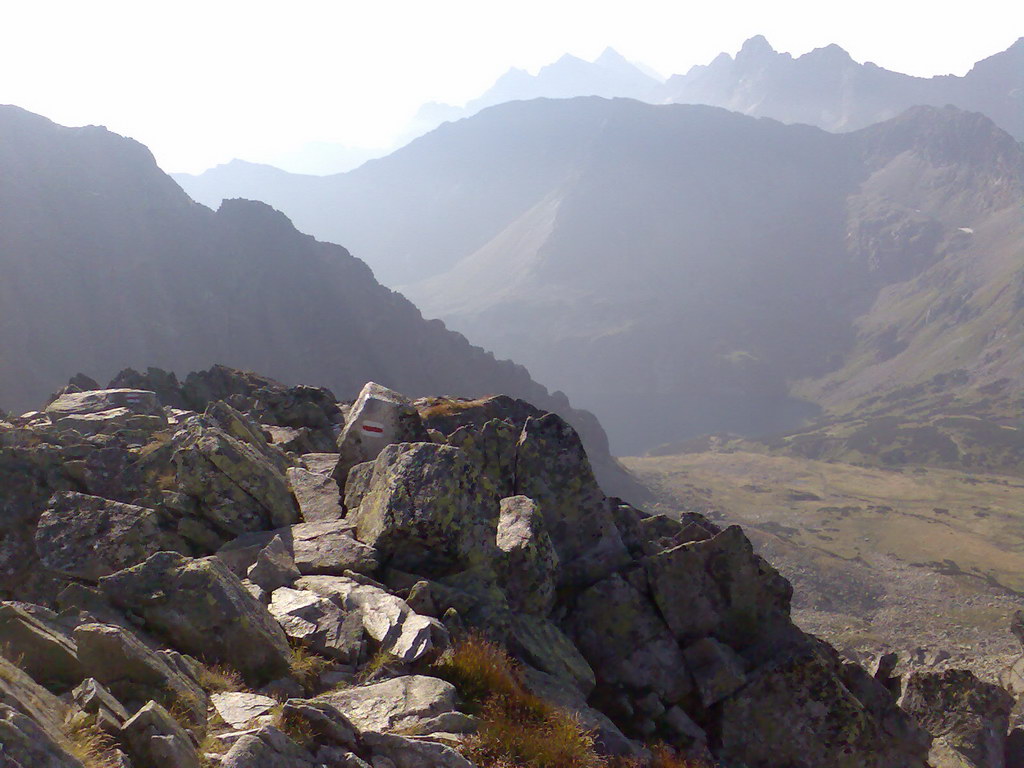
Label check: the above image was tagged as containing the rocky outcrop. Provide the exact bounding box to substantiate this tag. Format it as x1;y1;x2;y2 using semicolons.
0;374;959;767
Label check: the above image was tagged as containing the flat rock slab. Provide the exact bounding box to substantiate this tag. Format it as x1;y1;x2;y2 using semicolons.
211;692;278;729
300;453;340;477
287;467;344;522
219;521;376;578
318;675;458;733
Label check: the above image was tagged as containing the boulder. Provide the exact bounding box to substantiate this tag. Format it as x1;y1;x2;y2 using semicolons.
45;388;163;420
509;614;595;695
645;525;792;649
348;442;498;576
219;725;320;768
0;704;82;768
334;382;430;485
565;572;691;701
301;453;342;477
72;677;131;732
717;647;930;768
171;417;298;538
514;414;628;586
74;622;207;728
288;466;344;522
0;654;69;746
121;700;201;768
297;575;447;662
901;669;1014;768
446;418;519;498
99;552;292;685
35;491;178;581
211;691;278;728
247;535;302;592
494;495;558;615
682;637;748;707
280;698;360;750
360;731;476;768
269;587;364;662
318;675;459;733
219;520;378;578
0;602;81;690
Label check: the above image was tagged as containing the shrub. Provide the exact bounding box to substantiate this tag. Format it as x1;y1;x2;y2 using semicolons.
289;644;332;695
196;661;246;693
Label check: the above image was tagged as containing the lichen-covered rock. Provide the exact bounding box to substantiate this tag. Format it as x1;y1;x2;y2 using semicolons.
296;575;447;662
901;668;1013;768
360;731;477;768
0;654;69;746
35;491;182;581
45;388;163;420
247;535;302;592
717;646;930;768
509;614;595;695
171;416;298;539
218;520;378;578
318;675;459;734
121;700;201;768
514;414;628;586
74;622;207;728
99;552;292;684
645;524;792;649
0;602;81;690
447;418;519;498
333;382;429;486
682;636;747;707
220;725;321;768
0;704;82;768
288;466;344;522
349;442;499;576
211;691;278;728
269;586;364;662
566;572;690;701
494;495;558;615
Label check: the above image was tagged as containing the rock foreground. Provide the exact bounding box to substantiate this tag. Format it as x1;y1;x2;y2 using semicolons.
0;365;1016;767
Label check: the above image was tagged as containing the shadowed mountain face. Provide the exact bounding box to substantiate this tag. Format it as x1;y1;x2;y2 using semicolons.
664;35;1024;141
0;104;644;498
177;98;1023;455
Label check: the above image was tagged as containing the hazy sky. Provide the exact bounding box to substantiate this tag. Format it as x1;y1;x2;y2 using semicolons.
2;1;1020;173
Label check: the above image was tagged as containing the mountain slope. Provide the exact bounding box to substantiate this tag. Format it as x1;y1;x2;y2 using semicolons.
179;97;1023;454
0;104;641;498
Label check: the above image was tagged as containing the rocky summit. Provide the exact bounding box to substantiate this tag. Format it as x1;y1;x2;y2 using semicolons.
0;364;1014;767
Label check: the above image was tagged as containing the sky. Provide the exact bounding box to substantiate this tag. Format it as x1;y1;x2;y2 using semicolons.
1;1;1020;173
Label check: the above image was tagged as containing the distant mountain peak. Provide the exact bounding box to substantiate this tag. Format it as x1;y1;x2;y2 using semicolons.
737;34;776;59
595;47;629;67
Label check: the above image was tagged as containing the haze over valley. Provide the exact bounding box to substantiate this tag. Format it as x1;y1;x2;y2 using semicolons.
2;7;1024;767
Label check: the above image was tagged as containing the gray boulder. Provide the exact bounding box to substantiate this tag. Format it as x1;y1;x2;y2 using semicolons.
45;388;162;419
288;466;344;522
318;675;459;733
682;637;748;707
349;442;498;576
211;691;278;728
220;725;319;768
645;524;792;649
35;491;178;581
296;575;446;663
565;572;691;701
717;647;930;768
72;677;131;733
360;732;476;768
218;520;378;578
0;654;69;747
99;551;292;685
333;382;430;486
0;602;81;690
901;669;1014;768
494;495;558;615
509;614;595;695
514;414;628;586
171;417;298;538
74;622;207;728
247;535;302;592
269;586;364;662
0;704;82;768
121;700;201;768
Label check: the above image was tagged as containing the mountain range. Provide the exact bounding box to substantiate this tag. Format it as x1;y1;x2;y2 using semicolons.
0;104;639;498
174;96;1024;455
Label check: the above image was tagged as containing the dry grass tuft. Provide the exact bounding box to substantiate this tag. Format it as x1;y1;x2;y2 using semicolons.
289;644;333;695
196;662;246;693
269;703;319;750
65;717;120;768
